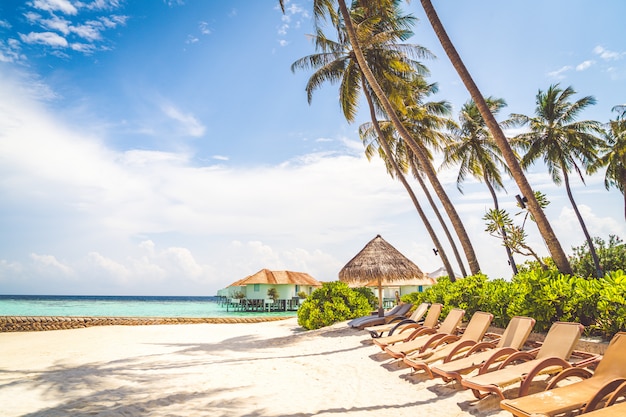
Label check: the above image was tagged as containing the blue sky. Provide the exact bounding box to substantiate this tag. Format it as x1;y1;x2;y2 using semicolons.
0;0;625;296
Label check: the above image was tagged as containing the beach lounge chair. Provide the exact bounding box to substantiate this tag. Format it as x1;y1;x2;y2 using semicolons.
348;303;414;330
372;303;443;349
383;308;465;360
499;332;626;416
365;302;430;338
402;311;494;378
347;303;404;327
577;380;626;416
461;321;588;400
430;316;536;384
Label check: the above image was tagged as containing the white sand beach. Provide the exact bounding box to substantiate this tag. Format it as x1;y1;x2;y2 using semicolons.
0;318;513;417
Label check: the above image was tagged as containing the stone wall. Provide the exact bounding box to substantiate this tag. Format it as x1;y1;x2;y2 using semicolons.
0;316;291;333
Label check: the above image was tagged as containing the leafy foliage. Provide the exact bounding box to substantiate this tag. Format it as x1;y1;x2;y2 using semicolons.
352;286;379;309
570;235;626;278
297;281;372;330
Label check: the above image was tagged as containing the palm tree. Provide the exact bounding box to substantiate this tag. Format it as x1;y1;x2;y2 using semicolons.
360;88;457;281
290;0;481;275
590;105;626;220
417;0;572;274
442;98;518;275
510;84;605;277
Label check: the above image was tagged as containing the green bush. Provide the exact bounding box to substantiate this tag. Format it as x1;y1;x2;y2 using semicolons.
352;286;379;310
570;235;626;278
297;281;372;330
596;270;626;338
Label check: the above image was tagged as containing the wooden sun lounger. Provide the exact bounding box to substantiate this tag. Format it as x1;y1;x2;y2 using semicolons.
430;316;536;384
499;332;626;416
365;302;430;338
461;321;595;400
578;380;626;416
383;308;465;360
402;311;494;378
349;303;414;330
372;303;442;349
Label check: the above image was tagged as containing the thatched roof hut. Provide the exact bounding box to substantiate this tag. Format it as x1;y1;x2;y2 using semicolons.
339;235;424;316
229;269;321;287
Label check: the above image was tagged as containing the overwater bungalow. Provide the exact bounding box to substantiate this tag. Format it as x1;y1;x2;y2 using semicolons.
217;269;322;312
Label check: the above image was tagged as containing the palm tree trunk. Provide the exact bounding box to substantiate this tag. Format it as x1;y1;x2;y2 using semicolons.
562;170;602;277
483;173;518;275
337;0;481;276
410;158;467;278
418;0;572;275
362;86;457;281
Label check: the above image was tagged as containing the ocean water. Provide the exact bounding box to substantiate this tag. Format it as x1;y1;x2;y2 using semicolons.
0;295;296;318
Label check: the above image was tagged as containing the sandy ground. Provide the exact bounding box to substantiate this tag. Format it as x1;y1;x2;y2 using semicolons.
0;318;514;417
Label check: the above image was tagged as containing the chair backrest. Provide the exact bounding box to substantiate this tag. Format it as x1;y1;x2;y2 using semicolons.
495;316;536;349
422;303;443;329
592;332;626;379
409;303;429;322
394;303;414;317
384;304;405;316
536;322;584;360
460;311;494;342
437;308;465;335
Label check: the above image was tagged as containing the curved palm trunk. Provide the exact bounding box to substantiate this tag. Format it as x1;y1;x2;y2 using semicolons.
562;170;602;277
483;173;518;275
410;158;467;278
419;0;572;275
363;87;457;281
337;0;481;276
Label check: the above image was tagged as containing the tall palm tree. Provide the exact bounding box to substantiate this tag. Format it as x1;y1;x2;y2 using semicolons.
379;78;469;277
510;84;605;277
290;0;481;275
417;0;572;274
360;86;457;281
442;98;518;275
590;105;626;220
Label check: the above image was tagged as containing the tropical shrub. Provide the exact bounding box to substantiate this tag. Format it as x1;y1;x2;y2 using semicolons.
297;281;371;330
595;271;626;338
352;286;379;310
570;235;626;278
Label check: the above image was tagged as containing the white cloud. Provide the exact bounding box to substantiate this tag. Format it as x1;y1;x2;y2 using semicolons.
576;60;595;71
547;65;572;79
30;0;78;15
20;31;68;47
161;103;206;137
594;45;625;61
30;253;75;275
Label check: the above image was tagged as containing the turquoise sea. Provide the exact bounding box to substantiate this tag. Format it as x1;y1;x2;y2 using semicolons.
0;295;296;318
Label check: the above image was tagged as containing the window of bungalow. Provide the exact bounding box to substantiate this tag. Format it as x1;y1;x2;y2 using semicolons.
254;284;260;292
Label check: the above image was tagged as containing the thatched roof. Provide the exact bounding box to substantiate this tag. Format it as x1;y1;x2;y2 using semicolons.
338;235;425;283
360;276;436;288
229;269;322;287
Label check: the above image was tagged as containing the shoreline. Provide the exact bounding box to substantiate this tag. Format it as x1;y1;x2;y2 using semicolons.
0;315;291;332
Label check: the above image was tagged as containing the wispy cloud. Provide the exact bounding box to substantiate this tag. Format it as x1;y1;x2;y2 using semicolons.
276;0;309;44
20;31;68;47
594;45;625;61
161;103;206;137
30;0;78;15
547;65;572;79
576;60;595;71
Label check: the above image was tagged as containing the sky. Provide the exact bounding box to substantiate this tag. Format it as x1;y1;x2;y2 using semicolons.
0;0;625;296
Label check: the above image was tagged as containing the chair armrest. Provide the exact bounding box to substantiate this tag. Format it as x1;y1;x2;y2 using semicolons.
464;341;498;357
497;350;537;369
544;366;593;390
418;332;448;353
444;340;477;362
582;378;626;413
477;347;520;373
518;357;572;397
